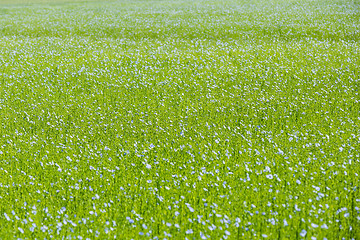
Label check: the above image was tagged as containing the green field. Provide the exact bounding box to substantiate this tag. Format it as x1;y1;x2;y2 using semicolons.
0;0;359;239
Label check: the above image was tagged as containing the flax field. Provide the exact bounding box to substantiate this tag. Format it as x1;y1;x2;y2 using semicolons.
0;0;359;239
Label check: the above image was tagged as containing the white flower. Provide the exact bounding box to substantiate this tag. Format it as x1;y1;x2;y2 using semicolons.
187;205;194;212
4;213;10;221
311;223;318;228
200;231;207;239
126;217;134;223
283;219;288;226
300;229;307;237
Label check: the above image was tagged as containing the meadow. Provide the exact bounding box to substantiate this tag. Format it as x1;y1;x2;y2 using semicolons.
0;0;359;239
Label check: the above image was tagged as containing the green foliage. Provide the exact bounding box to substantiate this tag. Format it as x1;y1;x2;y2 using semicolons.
0;0;359;239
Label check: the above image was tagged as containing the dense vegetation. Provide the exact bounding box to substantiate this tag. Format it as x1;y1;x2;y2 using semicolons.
0;0;359;239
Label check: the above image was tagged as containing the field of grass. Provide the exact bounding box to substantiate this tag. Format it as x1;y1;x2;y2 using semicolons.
0;0;359;239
